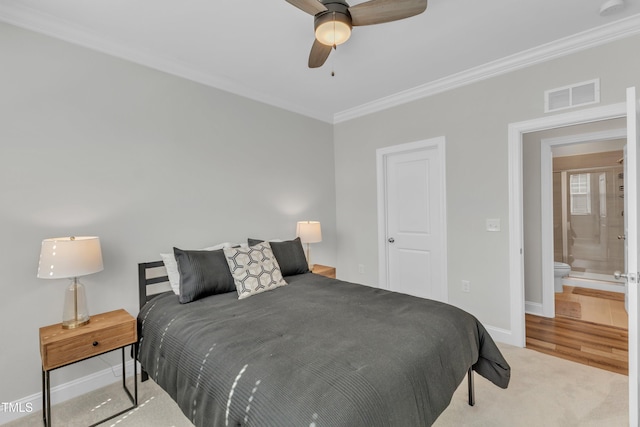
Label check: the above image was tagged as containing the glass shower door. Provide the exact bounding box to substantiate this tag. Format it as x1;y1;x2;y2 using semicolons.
565;167;624;280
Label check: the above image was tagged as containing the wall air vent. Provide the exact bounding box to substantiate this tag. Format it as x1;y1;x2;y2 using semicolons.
544;79;600;113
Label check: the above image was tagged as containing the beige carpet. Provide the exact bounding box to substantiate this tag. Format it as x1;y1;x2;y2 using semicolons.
4;344;628;427
434;344;627;426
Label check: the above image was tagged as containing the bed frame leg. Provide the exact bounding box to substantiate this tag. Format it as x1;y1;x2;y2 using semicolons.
467;368;475;406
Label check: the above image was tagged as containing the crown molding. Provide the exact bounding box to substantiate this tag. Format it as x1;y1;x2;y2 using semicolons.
333;13;640;124
1;3;639;125
0;3;334;123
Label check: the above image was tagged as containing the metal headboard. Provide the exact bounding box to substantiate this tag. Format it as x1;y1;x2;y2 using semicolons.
137;261;172;309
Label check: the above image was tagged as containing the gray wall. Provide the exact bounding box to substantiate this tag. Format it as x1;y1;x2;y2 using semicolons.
0;23;336;403
334;34;640;331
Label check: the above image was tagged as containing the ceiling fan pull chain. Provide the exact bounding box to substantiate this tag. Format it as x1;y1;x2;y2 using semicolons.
332;10;338;73
331;45;336;76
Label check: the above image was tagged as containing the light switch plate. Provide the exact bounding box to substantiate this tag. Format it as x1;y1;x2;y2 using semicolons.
486;218;501;232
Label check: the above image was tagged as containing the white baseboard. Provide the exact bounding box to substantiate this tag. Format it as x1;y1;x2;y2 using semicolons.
485;324;518;347
525;301;544;316
0;360;138;425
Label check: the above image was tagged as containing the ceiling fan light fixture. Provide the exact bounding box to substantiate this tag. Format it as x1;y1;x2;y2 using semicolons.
296;0;428;68
314;11;352;46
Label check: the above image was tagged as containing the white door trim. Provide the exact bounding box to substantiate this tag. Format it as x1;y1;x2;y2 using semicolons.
508;102;626;347
376;137;448;301
538;128;627;318
625;86;640;427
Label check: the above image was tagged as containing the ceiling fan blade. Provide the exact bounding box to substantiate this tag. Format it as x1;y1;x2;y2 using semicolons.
285;0;328;16
308;39;332;68
349;0;427;26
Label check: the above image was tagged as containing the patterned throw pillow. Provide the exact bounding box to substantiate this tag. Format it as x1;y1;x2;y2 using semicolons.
223;242;287;299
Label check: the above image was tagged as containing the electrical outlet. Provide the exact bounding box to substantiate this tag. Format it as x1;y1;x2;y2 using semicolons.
358;264;365;274
461;280;471;293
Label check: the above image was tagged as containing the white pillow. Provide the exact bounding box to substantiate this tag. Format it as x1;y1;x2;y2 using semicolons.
161;242;233;295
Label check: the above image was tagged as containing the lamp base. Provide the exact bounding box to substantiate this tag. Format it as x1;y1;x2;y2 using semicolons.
62;278;90;329
305;243;314;272
62;318;90;329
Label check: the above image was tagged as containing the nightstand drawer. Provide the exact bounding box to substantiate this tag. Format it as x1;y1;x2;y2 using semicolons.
43;322;135;369
40;309;136;370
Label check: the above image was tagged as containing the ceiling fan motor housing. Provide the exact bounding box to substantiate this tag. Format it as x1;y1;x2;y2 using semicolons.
314;1;353;34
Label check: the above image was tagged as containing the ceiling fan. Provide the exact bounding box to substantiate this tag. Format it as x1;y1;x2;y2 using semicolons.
285;0;428;68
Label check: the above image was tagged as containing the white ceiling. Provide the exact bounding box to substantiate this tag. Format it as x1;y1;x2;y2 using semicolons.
1;0;640;123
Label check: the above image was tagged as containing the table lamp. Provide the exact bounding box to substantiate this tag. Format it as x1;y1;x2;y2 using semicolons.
296;221;322;270
37;236;103;329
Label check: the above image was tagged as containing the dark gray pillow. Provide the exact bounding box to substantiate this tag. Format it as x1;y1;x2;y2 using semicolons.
174;247;236;303
247;237;310;276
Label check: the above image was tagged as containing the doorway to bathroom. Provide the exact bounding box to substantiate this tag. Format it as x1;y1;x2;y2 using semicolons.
522;118;629;375
522;119;628;319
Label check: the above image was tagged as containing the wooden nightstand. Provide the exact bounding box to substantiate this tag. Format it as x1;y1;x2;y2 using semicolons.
312;264;336;279
39;309;138;427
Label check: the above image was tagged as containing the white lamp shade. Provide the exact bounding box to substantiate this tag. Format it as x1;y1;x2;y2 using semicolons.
296;221;322;244
38;236;104;279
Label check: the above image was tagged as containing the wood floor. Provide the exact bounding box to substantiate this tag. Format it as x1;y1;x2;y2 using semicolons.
525;286;628;375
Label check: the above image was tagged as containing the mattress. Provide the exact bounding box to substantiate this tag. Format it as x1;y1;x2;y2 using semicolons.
137;272;510;426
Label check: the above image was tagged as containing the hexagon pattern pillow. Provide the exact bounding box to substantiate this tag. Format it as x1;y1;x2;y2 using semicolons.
223;242;287;299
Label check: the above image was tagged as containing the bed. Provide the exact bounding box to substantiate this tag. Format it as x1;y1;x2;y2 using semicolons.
137;240;510;426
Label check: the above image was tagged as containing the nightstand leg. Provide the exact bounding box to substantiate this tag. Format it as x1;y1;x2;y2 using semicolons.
87;344;138;427
42;369;50;427
133;343;138;405
119;345;138;405
121;347;126;391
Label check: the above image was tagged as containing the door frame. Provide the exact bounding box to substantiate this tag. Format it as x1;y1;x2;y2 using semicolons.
376;137;448;301
508;102;626;346
537;127;627;318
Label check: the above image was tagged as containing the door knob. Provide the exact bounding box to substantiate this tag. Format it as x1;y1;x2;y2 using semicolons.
618;235;626;240
388;237;395;243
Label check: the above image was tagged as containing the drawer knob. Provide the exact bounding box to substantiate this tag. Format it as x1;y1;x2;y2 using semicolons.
93;341;99;347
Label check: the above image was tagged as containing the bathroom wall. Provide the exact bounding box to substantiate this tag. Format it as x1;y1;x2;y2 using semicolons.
553;172;563;261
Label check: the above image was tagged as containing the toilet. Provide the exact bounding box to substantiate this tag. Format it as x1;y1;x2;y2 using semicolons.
553;262;571;293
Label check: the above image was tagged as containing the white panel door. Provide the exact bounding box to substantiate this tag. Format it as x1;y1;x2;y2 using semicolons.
624;86;640;427
383;141;446;302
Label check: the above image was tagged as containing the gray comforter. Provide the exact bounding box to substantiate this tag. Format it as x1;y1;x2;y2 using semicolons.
137;273;510;427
